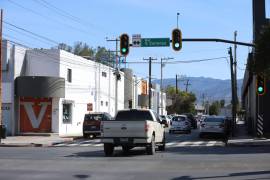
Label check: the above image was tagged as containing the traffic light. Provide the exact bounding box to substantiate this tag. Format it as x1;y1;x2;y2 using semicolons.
172;28;182;51
120;34;129;56
257;75;266;95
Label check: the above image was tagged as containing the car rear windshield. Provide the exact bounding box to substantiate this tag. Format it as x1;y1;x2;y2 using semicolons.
84;114;103;121
204;118;224;123
115;111;153;121
172;116;186;121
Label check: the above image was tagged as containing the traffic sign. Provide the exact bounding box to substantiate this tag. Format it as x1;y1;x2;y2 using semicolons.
132;34;141;47
141;38;170;47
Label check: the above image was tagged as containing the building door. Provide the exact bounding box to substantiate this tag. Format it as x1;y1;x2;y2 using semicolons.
20;97;52;133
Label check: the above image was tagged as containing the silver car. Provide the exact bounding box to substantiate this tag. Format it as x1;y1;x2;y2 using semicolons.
199;116;226;138
169;115;191;134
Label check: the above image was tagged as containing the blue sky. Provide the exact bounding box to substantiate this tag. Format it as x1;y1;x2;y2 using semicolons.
1;0;269;80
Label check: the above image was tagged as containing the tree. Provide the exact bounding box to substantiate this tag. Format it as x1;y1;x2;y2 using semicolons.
166;86;197;114
251;24;270;77
220;99;225;108
52;42;116;68
209;101;221;115
73;42;95;57
51;43;72;52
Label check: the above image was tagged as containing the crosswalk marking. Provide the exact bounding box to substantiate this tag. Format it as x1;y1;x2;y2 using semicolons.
190;141;206;146
175;141;190;147
206;141;217;146
166;142;177;146
52;140;225;147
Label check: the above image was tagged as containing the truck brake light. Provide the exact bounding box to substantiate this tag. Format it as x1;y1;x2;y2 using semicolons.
145;123;150;132
100;122;104;133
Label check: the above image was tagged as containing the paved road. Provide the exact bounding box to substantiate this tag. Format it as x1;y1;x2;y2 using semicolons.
0;129;270;180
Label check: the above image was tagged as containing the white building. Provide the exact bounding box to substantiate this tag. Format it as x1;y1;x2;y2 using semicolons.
121;68;167;115
2;40;124;137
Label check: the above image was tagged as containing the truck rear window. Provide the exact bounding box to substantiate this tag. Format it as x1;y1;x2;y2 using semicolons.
115;111;153;121
84;114;103;121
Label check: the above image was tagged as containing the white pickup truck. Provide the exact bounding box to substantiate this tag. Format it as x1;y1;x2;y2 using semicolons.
101;109;166;156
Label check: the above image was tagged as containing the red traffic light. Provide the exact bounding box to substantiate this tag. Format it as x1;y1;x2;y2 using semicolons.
120;34;130;56
172;28;182;51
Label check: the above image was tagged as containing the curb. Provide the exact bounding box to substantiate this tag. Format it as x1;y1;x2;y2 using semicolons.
0;138;77;147
0;143;43;147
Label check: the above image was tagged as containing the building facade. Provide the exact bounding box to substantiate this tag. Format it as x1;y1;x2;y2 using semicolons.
2;40;124;137
242;0;270;137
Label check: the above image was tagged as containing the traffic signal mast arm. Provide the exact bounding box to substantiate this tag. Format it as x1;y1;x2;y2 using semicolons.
128;38;254;47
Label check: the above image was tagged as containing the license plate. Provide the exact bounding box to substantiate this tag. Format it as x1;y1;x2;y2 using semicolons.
120;138;128;142
91;126;96;129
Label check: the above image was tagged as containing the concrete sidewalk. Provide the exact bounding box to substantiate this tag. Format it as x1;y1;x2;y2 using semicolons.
228;120;270;147
0;134;76;147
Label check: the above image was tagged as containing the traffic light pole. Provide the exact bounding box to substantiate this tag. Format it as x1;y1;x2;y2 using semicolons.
106;38;120;115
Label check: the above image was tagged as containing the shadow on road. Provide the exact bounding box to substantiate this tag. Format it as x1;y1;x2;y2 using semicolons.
166;145;270;155
64;147;149;158
171;170;270;180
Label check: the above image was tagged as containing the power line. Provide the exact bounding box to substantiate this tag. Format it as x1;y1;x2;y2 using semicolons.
4;26;56;46
7;0;92;35
4;21;59;45
124;56;229;64
36;0;97;29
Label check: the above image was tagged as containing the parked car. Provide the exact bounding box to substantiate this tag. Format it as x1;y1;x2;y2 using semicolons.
83;112;112;138
183;113;197;129
169;115;191;134
199;116;227;138
101;109;166;156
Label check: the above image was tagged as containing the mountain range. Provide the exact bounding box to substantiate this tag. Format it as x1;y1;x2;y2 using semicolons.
153;77;243;105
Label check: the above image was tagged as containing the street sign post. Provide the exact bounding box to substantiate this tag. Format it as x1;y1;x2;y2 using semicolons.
141;38;170;47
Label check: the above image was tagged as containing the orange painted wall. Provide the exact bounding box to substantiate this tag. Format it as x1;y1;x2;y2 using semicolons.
20;97;52;133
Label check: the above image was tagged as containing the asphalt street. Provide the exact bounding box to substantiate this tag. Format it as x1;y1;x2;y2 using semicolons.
0;129;270;180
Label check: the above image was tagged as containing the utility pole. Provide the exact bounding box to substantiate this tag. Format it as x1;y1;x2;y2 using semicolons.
0;9;3;142
144;57;157;110
229;47;236;136
184;79;191;92
160;57;173;115
202;93;206;114
106;38;120;115
175;74;179;94
234;31;238;119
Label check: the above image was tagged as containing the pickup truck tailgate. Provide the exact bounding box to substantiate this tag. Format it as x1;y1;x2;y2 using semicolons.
102;121;146;138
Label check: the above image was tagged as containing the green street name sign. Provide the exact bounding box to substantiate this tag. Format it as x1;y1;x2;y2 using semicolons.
141;38;170;47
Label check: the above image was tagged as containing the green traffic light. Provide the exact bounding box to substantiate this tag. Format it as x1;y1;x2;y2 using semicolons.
174;43;180;48
121;48;127;53
258;86;264;93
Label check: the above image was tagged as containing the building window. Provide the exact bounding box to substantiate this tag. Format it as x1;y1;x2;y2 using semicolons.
102;72;107;77
101;101;103;106
63;103;72;124
106;101;108;107
67;68;72;82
